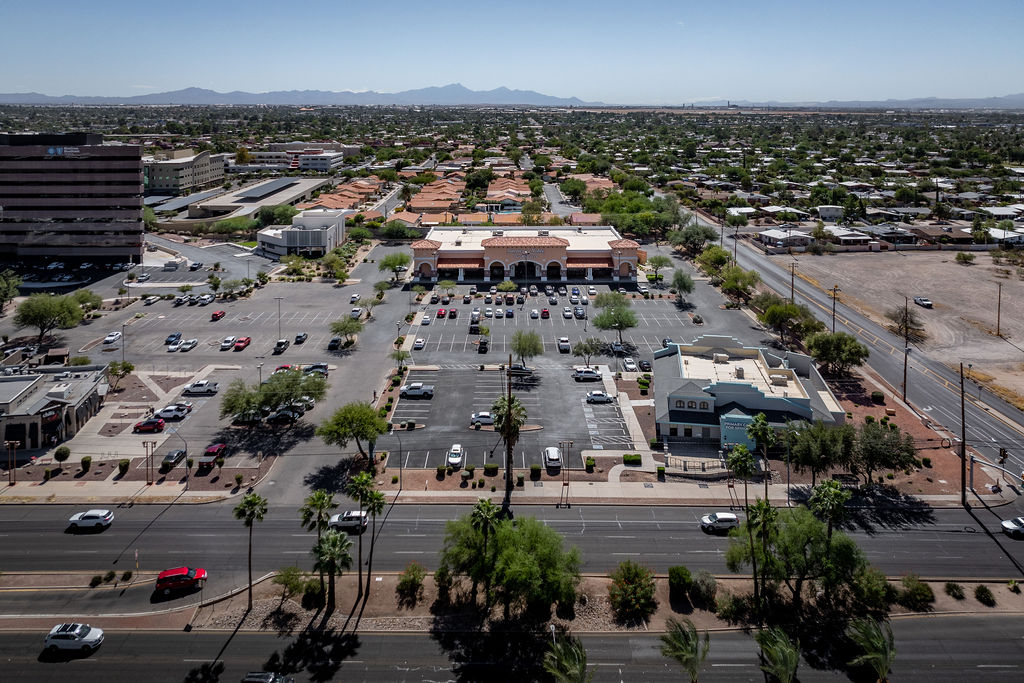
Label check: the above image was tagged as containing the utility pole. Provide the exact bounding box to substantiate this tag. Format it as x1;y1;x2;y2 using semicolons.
960;363;967;509
789;262;796;303
830;285;841;333
733;225;739;261
996;281;1002;337
902;296;910;403
502;353;514;516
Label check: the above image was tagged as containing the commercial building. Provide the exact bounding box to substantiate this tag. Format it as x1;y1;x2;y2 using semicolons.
653;335;844;451
0;133;143;262
257;208;349;258
0;365;108;450
411;225;640;283
189;177;330;219
144;149;226;195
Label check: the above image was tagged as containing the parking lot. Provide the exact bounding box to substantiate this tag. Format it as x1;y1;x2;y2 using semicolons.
381;367;630;470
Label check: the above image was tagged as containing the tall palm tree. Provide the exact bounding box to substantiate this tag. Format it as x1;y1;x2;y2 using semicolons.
727;445;758;610
363;489;386;594
847;617;896;683
233;492;268;611
471;498;499;599
755;626;800;683
543;634;594;683
312;529;353;613
347;471;375;598
299;489;338;592
747;498;778;620
492;393;527;511
746;412;776;500
660;617;710;683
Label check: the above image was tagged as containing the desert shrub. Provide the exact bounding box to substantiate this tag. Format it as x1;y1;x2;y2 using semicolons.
54;446;71;464
436;464;446;478
691;570;718;608
434;565;453;604
922;457;932;468
484;463;499;476
89;575;103;588
975;584;996;606
853;566;895;612
392;475;399;484
1009;579;1021;594
465;464;475;476
944;582;965;600
273;566;305;600
43;468;51;481
530;463;541;479
104;570;116;583
118;459;130;476
623;453;642;465
397;561;426;606
80;456;92;472
121;571;133;582
608;560;657;623
657;465;666;477
301;580;325;609
585;457;596;471
235;473;244;487
871;390;884;403
668;565;692;602
516;473;524;486
898;573;935;611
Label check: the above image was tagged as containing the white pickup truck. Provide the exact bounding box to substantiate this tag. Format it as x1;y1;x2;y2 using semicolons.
399;382;434;398
182;380;219;395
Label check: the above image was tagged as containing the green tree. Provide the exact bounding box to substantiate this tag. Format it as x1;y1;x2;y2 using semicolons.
317;402;391;460
696;245;731;275
592;306;637;344
809;478;852;574
330;317;363;342
790;420;855;487
669;224;718;255
510;330;543;365
372;281;392;301
436;279;457;295
233;492;268;611
760;302;802;346
363;489;387;595
806;332;870;376
559;178;587;203
347;471;375;598
746;413;776;499
312;529;352;613
660;617;710;683
0;269;23;313
218;378;262;420
13;294;84;344
544;635;594;683
70;289;102;313
727;444;758;609
719;265;760;299
886;303;922;340
671;270;694;303
847;618;896;683
493;393;527;508
646;255;672;284
572;337;603;367
299;490;338;592
747;498;779;618
471;498;500;598
379;252;412;279
608;559;657;623
143;205;158;230
755;626;800;683
206;275;221;294
496;280;518;292
390;349;411;369
594;292;630;310
854;420;917;486
106;360;134;392
358;296;381;319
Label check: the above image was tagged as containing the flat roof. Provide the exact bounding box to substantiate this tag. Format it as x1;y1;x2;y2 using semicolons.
423;226;625;252
194;178;329;219
154;189;223;213
237;178;299;199
683;354;807;400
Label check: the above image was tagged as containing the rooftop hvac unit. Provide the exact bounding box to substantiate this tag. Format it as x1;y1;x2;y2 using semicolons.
538;230;549;236
734;366;744;379
455;239;462;246
771;375;789;386
492;230;503;236
713;353;729;364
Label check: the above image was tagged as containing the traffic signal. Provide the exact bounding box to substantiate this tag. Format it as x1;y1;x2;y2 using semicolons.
999;448;1008;464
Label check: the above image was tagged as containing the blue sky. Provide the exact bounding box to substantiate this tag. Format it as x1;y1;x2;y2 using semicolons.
3;0;1022;104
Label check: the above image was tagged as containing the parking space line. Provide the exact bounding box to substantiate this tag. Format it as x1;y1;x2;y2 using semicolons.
422;450;429;468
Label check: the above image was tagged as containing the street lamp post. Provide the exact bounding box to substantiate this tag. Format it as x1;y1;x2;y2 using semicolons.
257;363;263;385
4;440;19;486
830;285;841;333
121;322;127;364
275;297;283;340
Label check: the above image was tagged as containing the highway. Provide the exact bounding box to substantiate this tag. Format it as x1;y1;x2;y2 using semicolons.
2;615;1021;682
1;503;1021;616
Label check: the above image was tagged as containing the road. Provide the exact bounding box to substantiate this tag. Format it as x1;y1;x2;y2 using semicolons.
3;614;1021;682
543;182;576;217
1;503;1021;616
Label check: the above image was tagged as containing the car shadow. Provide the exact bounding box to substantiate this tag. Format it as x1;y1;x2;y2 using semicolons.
150;584;204;604
37;646;98;662
64;524;108;535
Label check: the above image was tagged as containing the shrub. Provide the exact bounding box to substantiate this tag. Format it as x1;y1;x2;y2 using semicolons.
691;570;718;608
89;575;103;588
945;582;965;600
68;356;91;366
922;457;932;468
668;565;692;602
43;468;51;481
649;438;661;448
436;464;446;478
853;566;895;612
235;473;244;487
491;485;496;492
530;463;542;479
434;566;453;604
975;584;996;606
104;570;116;583
871;390;884;403
898;573;935;611
484;462;499;476
1009;579;1020;594
301;579;325;609
53;446;71;464
623;453;642;466
80;456;92;473
118;459;130;476
516;473;524;486
392;475;399;484
397;561;426;605
864;415;875;423
465;464;475;476
585;457;595;471
657;465;666;477
608;560;657;623
121;571;133;582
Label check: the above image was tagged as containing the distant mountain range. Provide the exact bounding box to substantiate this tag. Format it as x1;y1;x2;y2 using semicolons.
0;84;598;107
0;85;1022;109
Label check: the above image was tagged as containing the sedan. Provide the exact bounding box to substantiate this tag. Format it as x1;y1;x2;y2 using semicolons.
548;296;559;305
562;307;573;319
638;359;652;372
463;294;472;304
167;340;183;352
233;336;251;351
165;332;182;345
470;411;494;426
484;308;493;318
448;308;458;319
574;307;586;319
447;443;464;468
103;331;122;344
220;336;237;350
161;449;187;469
505;308;514;318
420;316;431;325
413;338;426;350
179;338;198;352
68;509;114;529
530;309;539;319
155;405;188;420
543;446;562;468
210;310;226;321
267;410;301;426
541;308;550;319
295;333;308;344
134;418;165;433
913;296;933;308
587;391;615;404
1001;516;1024;538
190;262;203;271
437;308;447;318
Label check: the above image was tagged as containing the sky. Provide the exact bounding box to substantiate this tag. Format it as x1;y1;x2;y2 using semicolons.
3;0;1023;105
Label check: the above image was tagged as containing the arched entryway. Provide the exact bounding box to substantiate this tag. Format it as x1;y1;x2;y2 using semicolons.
511;261;541;279
546;262;562;280
618;262;634;278
489;262;505;280
418;262;434;279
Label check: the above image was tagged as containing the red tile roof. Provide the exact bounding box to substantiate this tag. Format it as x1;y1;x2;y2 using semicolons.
608;238;640;248
411;239;441;250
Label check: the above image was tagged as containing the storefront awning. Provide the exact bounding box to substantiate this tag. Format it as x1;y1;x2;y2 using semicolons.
566;258;614;268
437;258;485;269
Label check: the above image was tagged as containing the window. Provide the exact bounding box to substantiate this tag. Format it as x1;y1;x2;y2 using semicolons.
699;401;708;410
674;400;684;408
687;401;697;409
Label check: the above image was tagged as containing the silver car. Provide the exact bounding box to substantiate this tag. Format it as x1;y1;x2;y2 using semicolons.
543;446;562;468
45;623;104;652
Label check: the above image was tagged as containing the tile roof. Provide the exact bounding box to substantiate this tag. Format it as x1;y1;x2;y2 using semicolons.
411;239;442;250
608;238;640;248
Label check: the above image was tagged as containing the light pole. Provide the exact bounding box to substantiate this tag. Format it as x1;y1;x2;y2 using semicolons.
4;440;19;486
121;322;127;364
275;296;283;340
902;346;910;403
257;363;263;385
830;285;841;333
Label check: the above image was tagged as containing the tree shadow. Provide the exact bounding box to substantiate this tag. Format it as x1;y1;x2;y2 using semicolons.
181;660;224;683
262;629;360;683
837;485;937;534
429;619;547;683
261;605;301;635
302;457;363;494
208;422;316;457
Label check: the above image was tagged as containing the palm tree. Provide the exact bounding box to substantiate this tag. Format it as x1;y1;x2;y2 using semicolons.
347;471;375;598
847;617;896;683
543;634;594;683
492;393;527;511
363;489;386;595
660;617;710;683
471;498;499;600
233;492;268;611
312;529;353;613
399;183;413;205
299;489;338;591
747;498;778;620
755;626;800;683
727;445;758;609
746;412;777;500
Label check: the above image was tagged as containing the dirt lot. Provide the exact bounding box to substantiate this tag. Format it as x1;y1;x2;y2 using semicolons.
776;250;1024;406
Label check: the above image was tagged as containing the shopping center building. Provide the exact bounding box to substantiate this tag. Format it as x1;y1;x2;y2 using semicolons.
411;225;641;283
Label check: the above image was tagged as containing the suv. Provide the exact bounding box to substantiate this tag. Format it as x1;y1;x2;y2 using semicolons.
327;337;342;350
45;623;104;653
328;511;368;534
572;367;602;382
155;566;208;595
543;446;562;469
273;339;290;354
700;512;740;533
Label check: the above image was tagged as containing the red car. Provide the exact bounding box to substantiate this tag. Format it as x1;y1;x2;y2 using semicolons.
133;418;165;433
541;308;550;319
210;310;226;321
437;308;446;318
154;566;208;595
233;336;251;351
198;443;226;467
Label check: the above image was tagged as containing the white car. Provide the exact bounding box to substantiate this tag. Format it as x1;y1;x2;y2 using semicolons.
588;286;597;296
420;315;431;325
45;623;104;653
447;443;464;468
543;446;562;468
198;294;214;305
179;338;198;352
68;509;114;529
623;358;638;372
530;309;539;319
103;331;122;344
156;405;189;420
484;308;493;318
581;295;589;305
350;308;362;319
562;307;573;319
413;338;426;350
167;340;183;352
701;512;740;532
220;336;237;350
470;412;494;426
586;391;614;404
1001;516;1024;538
558;336;571;352
350;293;360;304
328;510;368;533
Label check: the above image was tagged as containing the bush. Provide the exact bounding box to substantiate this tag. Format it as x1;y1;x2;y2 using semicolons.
465;464;475;476
898;573;935;611
975;584;996;606
43;468;51;481
623;453;642;466
585;457;595;471
104;570;116;583
68;356;92;366
392;475;399;484
657;465;666;478
922;457;932;468
691;570;718;608
301;579;325;609
235;473;244;487
484;462;499;476
516;473;524;486
434;565;453;604
118;459;130;476
668;565;692;602
121;571;133;582
80;456;92;473
1009;579;1020;594
853;566;895;612
89;575;103;588
871;390;885;403
436;464;446;478
53;446;71;464
649;438;661;448
530;463;542;479
397;561;426;605
608;560;657;623
945;582;965;600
